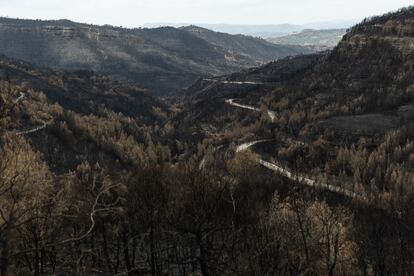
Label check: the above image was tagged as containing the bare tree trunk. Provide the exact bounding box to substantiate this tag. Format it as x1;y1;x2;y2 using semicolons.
40;248;46;274
0;228;10;276
197;232;210;276
122;227;132;273
293;200;310;269
90;232;96;267
49;247;56;273
23;241;33;272
150;226;156;276
101;222;113;273
34;231;40;276
115;237;121;273
131;237;136;267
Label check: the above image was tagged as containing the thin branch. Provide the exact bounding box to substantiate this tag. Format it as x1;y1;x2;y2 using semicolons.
57;183;120;244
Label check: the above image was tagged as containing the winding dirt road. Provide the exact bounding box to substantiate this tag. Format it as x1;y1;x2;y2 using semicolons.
227;99;362;200
16;120;47;136
203;79;264;85
226;99;276;122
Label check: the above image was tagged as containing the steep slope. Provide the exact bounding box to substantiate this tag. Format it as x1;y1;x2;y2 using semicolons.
0;55;172;176
294;8;414;118
0;18;310;95
3;9;414;275
181;25;313;62
0;56;166;123
184;53;321;102
174;53;322;138
185;6;414;135
176;7;414;203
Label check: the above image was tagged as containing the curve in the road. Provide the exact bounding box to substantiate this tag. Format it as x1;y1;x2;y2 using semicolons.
237;139;361;200
226;99;276;123
236;139;274;153
228;99;363;201
16;120;47;136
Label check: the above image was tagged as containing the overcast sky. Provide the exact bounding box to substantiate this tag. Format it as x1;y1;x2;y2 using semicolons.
0;0;412;27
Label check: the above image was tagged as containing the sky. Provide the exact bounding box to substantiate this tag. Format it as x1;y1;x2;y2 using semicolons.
0;0;413;27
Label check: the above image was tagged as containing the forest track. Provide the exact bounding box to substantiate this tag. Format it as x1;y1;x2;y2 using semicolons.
226;98;276;122
16;120;48;136
203;79;264;85
227;99;363;200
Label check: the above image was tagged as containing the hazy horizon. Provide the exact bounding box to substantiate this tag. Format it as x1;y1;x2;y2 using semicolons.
141;19;359;34
0;0;412;28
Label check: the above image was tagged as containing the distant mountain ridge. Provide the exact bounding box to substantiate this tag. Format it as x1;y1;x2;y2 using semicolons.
144;23;303;38
181;26;310;63
0;17;311;95
268;29;347;51
143;19;359;38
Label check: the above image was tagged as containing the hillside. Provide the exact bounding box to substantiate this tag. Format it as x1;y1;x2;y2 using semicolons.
268;28;347;50
179;6;414;202
0;55;174;175
3;6;414;276
0;18;310;95
181;26;313;62
169;11;414;273
0;56;166;122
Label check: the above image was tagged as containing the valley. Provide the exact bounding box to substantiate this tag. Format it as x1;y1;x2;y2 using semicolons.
0;17;312;95
227;97;359;199
1;4;414;276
